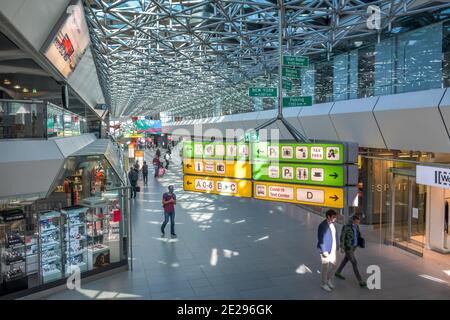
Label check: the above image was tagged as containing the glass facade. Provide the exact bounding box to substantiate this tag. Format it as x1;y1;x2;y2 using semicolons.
0;101;45;139
0;100;86;139
176;20;450;120
355;149;434;256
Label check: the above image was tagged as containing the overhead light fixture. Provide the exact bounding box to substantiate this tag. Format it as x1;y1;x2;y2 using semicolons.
22;88;29;93
32;88;38;94
3;79;11;85
14;84;21;89
354;41;363;47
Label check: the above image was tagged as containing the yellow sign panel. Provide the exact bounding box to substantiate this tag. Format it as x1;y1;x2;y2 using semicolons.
253;181;345;208
184;175;252;198
183;159;251;179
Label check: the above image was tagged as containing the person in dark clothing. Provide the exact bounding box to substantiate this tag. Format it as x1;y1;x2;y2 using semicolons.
142;161;148;185
128;167;138;198
335;215;367;288
155;148;161;158
161;185;177;237
153;156;160;177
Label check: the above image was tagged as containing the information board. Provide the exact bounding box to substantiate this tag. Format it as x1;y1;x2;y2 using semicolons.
184;175;252;198
184;159;252;179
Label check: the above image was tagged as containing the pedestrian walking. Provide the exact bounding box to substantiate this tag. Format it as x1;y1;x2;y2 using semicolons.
335;215;367;287
165;152;170;170
128;167;138;199
153;155;160;177
161;185;177;237
142;161;148;185
317;209;339;292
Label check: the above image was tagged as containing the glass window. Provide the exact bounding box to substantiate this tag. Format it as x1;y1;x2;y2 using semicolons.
358;45;375;98
374;38;395;96
333;53;348;101
314;61;333;103
0;102;45;139
396;23;443;93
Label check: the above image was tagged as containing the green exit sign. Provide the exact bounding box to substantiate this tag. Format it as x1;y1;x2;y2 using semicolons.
283;55;309;67
248;87;278;97
282;67;301;79
283;96;312;107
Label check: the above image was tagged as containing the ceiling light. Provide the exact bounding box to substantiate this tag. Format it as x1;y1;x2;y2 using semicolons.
3;79;11;85
14;84;21;89
32;88;38;94
354;41;363;47
22;88;29;93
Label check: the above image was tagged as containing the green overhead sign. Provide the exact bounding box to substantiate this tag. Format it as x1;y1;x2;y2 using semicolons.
282;79;292;91
282;67;301;79
253;162;357;187
251;142;353;164
283;55;309;67
283;96;312;107
248;87;278;97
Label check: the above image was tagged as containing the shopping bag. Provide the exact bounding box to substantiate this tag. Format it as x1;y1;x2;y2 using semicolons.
135;186;141;192
158;167;165;177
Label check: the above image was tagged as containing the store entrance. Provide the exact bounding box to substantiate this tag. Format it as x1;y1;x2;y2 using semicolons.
391;172;426;256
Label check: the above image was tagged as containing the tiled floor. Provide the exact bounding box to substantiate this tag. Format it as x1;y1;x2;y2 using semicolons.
43;148;450;300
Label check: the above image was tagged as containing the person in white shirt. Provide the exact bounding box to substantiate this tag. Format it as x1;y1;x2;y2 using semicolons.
317;209;339;292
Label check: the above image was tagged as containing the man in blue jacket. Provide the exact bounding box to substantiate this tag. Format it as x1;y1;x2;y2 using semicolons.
317;209;339;292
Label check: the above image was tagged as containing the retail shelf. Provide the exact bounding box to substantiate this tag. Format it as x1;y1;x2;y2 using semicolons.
41;226;58;234
41;241;60;249
42;255;61;263
64;222;85;228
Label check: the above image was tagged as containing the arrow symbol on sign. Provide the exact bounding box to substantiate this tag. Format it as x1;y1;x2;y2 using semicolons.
256;149;261;155
186;164;192;168
329;195;339;201
187;181;192;185
329;172;338;179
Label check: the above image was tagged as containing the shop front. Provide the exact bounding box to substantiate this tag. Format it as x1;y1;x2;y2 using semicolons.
357;149;449;258
0;138;130;298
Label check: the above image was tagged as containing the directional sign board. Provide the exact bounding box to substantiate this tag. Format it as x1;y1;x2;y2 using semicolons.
184;159;252;179
282;79;292;91
283;55;309;67
282;67;301;79
252;142;358;164
183;141;250;160
184;175;252;198
248;87;277;97
253;162;357;187
283;96;312;107
254;181;356;209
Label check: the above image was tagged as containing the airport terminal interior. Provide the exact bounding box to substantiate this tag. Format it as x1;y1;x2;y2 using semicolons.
0;0;449;300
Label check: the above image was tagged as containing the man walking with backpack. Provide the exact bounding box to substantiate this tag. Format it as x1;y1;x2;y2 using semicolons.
335;215;367;288
161;185;177;238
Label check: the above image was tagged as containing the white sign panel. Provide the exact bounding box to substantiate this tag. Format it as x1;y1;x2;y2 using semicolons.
216;181;237;193
297;188;325;204
416;165;450;189
195;179;214;191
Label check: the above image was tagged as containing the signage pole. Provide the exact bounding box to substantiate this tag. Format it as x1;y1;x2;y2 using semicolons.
277;0;284;120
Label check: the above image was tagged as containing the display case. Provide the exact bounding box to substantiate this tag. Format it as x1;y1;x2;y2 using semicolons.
0;208;28;295
82;197;111;270
39;211;63;283
25;234;39;275
61;206;88;276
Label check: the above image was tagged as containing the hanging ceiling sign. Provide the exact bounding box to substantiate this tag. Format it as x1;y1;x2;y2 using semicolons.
248;87;278;97
282;55;309;67
283;96;313;107
184;159;252;179
253;181;357;209
184;175;252;198
251;142;358;165
282;67;301;79
253;162;357;187
282;79;293;91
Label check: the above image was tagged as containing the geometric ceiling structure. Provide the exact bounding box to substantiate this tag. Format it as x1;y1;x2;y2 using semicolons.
84;0;450;118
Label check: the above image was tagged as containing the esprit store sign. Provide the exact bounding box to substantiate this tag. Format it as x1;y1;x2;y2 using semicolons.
416;165;450;189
